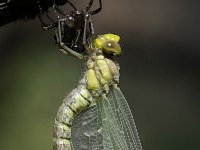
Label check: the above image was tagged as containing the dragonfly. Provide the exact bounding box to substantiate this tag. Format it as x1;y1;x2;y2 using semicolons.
53;33;143;150
52;0;143;148
1;0;143;149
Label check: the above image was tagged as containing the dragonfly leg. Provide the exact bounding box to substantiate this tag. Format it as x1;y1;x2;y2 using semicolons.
91;0;102;15
53;0;77;17
53;4;66;17
66;0;77;10
56;19;85;59
82;12;94;47
86;0;94;11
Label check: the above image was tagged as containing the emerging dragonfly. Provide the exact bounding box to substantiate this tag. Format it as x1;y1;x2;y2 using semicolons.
1;0;143;149
52;2;143;150
54;34;142;150
53;33;143;150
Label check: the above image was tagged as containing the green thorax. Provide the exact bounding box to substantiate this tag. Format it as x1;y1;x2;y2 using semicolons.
84;48;120;94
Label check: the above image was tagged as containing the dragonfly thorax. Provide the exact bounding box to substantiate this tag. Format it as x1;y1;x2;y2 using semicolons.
84;53;120;94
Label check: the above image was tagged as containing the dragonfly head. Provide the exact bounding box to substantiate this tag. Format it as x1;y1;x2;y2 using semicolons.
94;34;122;56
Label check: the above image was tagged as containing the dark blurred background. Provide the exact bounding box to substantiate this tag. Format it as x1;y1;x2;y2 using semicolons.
0;0;200;149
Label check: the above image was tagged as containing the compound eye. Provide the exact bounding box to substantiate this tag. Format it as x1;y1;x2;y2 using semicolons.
102;41;121;55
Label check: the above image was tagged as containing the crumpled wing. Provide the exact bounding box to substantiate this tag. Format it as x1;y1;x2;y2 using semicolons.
71;87;142;150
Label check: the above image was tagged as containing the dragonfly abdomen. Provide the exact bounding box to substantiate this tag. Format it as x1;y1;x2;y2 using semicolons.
53;85;93;150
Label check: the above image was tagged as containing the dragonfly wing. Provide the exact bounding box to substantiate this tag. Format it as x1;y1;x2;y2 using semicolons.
71;104;104;150
71;87;142;150
107;87;143;150
98;92;131;150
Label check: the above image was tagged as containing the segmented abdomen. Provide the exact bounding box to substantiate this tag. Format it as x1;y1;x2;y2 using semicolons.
53;85;93;150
